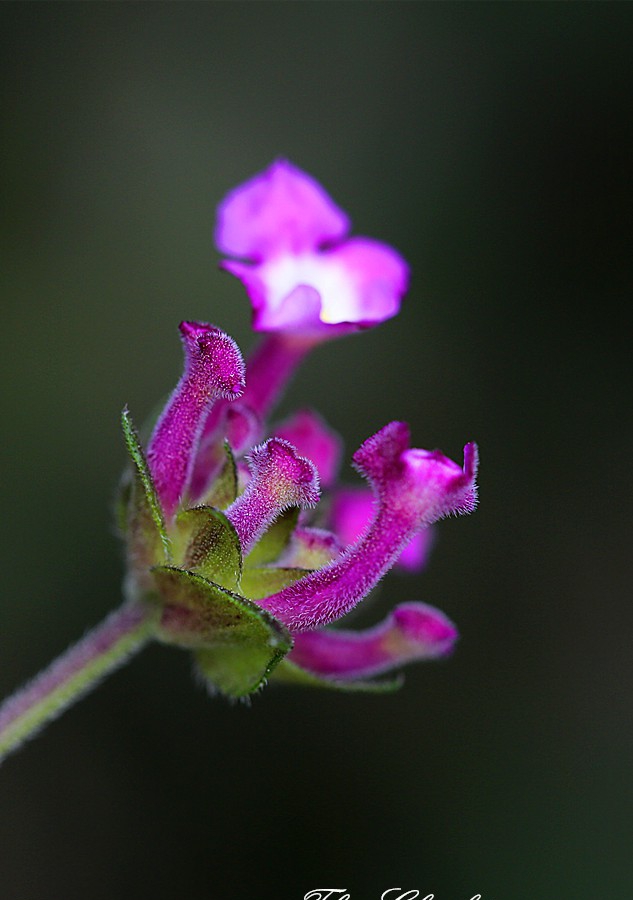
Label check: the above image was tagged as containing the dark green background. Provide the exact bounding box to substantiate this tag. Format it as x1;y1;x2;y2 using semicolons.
1;3;631;899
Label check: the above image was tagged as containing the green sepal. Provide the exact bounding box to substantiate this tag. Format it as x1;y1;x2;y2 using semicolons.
270;659;404;693
151;566;292;698
172;506;242;590
121;407;172;564
239;566;312;601
245;507;299;566
202;441;238;510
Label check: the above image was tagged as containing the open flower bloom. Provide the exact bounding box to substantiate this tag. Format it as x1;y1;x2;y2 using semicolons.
216;159;409;337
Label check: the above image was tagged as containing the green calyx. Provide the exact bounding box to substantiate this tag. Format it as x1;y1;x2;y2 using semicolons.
118;408;302;698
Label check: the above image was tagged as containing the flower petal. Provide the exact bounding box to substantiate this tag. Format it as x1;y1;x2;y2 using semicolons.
317;237;408;326
236;239;408;335
217;162;409;337
215;159;349;260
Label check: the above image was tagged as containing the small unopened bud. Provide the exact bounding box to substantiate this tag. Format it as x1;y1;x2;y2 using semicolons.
225;437;320;556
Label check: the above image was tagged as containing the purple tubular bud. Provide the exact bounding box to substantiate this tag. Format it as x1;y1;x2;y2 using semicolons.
289;602;458;679
258;422;478;632
146;322;245;519
224;438;320;556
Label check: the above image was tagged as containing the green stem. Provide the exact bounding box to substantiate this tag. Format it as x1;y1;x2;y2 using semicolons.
0;602;156;766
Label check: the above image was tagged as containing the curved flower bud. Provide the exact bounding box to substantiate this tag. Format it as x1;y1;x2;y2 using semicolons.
224;438;320;556
147;322;245;519
331;486;434;572
274;408;343;489
258;422;478;632
216;159;409;337
288;602;458;680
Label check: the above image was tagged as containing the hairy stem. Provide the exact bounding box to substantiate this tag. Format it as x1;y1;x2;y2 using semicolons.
0;602;156;766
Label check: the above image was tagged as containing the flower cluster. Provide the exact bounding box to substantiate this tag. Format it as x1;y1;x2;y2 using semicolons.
0;160;479;764
120;160;478;698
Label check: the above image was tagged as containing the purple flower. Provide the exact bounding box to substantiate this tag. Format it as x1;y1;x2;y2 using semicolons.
216;159;409;337
0;162;480;765
115;164;479;696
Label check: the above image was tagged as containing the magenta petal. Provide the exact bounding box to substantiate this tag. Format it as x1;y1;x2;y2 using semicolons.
215;159;350;260
239;240;408;334
274;409;343;488
253;284;325;334
288;602;458;679
331;486;433;572
222;256;326;334
146;322;245;519
318;237;409;326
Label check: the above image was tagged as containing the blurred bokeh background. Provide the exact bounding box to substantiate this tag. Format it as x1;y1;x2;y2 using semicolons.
1;3;632;898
